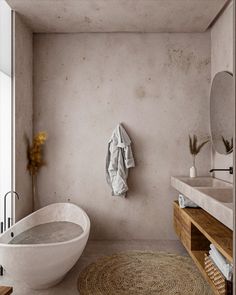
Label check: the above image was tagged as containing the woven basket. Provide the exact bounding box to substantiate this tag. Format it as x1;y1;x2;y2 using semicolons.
204;254;232;295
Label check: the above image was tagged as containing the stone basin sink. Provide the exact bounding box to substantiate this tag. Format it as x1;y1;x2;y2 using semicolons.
177;176;232;188
197;188;233;203
171;176;233;230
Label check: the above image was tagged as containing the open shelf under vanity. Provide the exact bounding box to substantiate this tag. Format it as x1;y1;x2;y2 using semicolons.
173;201;233;295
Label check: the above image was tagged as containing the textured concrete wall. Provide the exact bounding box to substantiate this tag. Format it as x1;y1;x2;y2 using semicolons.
34;33;211;240
14;13;33;221
211;3;233;183
6;0;226;33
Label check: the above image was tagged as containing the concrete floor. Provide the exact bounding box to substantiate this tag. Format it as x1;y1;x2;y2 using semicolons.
0;240;186;295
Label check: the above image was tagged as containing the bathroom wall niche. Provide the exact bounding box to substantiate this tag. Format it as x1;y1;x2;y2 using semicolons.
210;71;234;155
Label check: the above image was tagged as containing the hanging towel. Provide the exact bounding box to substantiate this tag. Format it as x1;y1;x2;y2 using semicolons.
106;124;135;197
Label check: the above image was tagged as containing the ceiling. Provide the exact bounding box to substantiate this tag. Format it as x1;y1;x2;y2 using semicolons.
6;0;229;33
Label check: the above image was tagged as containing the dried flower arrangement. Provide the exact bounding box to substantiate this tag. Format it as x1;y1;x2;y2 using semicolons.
189;134;209;166
222;136;233;154
27;131;47;175
26;131;47;210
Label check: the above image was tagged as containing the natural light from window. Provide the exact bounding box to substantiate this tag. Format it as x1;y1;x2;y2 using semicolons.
0;0;12;231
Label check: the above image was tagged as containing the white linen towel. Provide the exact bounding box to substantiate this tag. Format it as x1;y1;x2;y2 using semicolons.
178;194;198;208
106;124;135;197
209;244;233;281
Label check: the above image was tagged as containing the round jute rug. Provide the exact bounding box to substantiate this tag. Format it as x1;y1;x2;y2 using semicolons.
77;251;213;295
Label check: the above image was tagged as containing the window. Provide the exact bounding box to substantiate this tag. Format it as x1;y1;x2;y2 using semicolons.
0;0;13;231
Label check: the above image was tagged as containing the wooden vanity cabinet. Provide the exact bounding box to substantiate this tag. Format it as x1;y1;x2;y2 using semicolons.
173;201;233;295
0;286;13;295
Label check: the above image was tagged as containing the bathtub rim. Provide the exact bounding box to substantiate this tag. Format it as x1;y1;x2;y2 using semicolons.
0;202;90;248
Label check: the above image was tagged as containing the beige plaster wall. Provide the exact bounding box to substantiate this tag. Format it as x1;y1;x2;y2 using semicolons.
34;33;211;240
211;3;233;183
14;13;33;221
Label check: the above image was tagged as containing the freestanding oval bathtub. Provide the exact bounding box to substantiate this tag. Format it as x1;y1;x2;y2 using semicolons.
0;202;90;289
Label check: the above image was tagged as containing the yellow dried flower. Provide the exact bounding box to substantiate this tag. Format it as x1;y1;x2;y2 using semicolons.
27;131;48;176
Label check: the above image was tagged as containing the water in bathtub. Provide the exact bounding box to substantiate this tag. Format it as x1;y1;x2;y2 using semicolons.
9;222;84;244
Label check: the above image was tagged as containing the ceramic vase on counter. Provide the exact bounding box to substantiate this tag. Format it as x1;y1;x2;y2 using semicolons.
190;165;197;178
190;155;197;178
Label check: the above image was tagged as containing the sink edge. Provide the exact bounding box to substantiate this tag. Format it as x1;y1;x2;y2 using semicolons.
171;176;233;230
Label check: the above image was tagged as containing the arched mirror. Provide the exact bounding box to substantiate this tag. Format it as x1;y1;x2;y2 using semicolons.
210;71;234;155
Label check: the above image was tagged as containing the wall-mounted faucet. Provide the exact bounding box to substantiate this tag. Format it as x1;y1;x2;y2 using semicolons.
4;191;20;231
209;166;233;175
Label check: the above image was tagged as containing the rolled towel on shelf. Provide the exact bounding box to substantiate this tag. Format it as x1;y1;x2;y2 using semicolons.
209;244;233;281
210;244;228;266
178;194;199;209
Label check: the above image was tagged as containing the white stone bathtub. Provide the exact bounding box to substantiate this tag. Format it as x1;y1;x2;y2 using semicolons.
0;202;90;289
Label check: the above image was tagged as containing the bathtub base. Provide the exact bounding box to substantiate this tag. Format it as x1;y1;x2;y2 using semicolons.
28;275;66;290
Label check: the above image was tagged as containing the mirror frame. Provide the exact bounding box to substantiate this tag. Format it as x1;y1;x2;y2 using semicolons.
210;70;234;155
